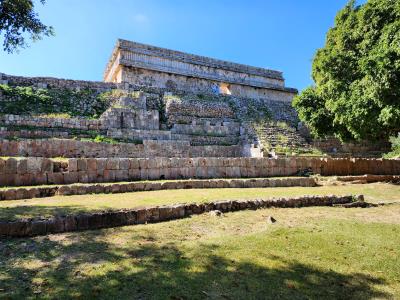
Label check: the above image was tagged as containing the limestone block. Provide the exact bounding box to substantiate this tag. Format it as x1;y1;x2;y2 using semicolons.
32;173;47;185
41;159;53;173
119;158;130;170
17;159;28;174
136;209;147;224
87;159;97;172
170;157;180;168
77;159;87;171
64;172;79;184
145;207;160;222
0;159;5;174
128;168;141;180
148;168;160;180
138;158;149;169
28;188;41;199
87;171;99;183
97;158;107;171
48;173;64;184
129;159;140;169
4;189;17;200
31;220;47;236
196;166;208;179
46;217;65;234
115;170;129;181
78;171;89;183
207;167;217;178
104;170;116;182
5;158;18;174
106;158;119;170
57;186;72;196
64;216;77;232
148;158;158;169
140;168;148;180
68;159;78;172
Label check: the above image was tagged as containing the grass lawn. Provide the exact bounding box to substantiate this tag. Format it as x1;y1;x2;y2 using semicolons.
0;182;400;221
0;195;399;298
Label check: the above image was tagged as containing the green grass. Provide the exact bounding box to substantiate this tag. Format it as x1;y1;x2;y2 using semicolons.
0;183;399;221
0;193;399;299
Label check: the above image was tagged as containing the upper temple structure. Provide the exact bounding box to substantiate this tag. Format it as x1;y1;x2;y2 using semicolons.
104;39;297;102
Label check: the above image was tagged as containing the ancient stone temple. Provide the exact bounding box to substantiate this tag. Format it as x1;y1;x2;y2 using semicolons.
104;39;297;102
0;39;388;163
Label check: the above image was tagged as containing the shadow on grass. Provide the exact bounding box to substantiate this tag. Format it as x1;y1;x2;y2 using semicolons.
0;228;390;300
0;205;112;221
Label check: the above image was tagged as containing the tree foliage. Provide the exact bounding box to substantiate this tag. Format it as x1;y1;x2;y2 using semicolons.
293;0;400;141
0;0;53;53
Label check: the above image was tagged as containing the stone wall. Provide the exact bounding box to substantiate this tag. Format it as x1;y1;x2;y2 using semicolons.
121;67;297;101
0;195;355;237
312;137;391;157
0;177;317;201
0;139;242;159
1;157;399;187
165;97;235;120
0;110;159;132
0;114;102;131
0;73;118;90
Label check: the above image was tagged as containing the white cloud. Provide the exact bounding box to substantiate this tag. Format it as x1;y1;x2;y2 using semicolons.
133;13;149;24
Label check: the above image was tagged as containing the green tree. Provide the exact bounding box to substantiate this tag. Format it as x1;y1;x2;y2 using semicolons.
0;0;54;53
293;0;400;141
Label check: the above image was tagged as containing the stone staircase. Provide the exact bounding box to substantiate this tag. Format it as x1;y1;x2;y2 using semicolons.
255;122;312;153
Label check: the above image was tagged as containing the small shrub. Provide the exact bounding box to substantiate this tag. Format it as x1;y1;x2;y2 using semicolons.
383;134;400;159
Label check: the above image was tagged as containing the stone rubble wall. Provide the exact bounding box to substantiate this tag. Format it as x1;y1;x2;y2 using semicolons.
0;139;242;160
165;98;235;119
0;195;356;237
0;111;159;132
0;127;73;139
106;129;172;141
1;156;399;187
0;114;102;131
0;177;317;201
312;137;391;157
0;73;118;90
335;174;400;183
171;122;240;136
171;134;240;146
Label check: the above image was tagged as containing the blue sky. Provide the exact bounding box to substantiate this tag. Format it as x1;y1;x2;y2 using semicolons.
0;0;359;91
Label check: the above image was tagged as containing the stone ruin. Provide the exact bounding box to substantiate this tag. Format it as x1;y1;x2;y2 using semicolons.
0;39;390;160
0;40;399;237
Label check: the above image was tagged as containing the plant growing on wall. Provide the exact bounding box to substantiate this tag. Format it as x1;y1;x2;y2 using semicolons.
0;84;109;118
293;0;400;142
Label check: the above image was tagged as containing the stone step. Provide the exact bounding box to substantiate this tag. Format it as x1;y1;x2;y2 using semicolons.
0;177;317;201
256;123;312;150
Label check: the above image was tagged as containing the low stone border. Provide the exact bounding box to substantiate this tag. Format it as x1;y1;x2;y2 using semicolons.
0;195;361;238
0;177;317;201
336;174;400;183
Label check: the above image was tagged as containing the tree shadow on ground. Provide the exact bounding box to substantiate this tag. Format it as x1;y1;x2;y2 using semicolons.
0;204;113;221
0;227;391;300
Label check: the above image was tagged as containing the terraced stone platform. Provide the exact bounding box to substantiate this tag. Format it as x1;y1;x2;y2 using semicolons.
0;194;361;238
